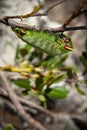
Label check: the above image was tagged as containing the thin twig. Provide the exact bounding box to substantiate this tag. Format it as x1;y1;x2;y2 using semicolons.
0;71;47;130
30;0;66;17
75;9;87;17
3;4;43;20
3;0;66;20
45;0;66;14
62;0;87;28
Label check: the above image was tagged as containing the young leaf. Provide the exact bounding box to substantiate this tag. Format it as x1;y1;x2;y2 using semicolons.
85;38;87;52
38;95;47;108
38;95;46;102
84;80;87;84
52;73;67;83
20;44;32;56
12;79;31;90
4;124;14;130
46;86;69;99
15;44;22;61
35;77;44;91
75;84;85;95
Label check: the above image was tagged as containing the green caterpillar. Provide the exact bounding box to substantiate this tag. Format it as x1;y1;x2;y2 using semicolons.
12;27;73;55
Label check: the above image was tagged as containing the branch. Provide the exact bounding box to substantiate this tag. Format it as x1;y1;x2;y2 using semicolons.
0;16;87;32
44;0;66;15
3;4;43;21
0;89;55;119
18;97;55;118
62;0;87;28
0;71;47;130
0;0;87;32
3;0;66;20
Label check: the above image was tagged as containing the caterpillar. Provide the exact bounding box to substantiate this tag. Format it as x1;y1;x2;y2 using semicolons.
12;27;73;55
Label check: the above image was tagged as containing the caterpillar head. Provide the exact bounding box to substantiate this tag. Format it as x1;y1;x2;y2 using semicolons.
56;33;73;52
